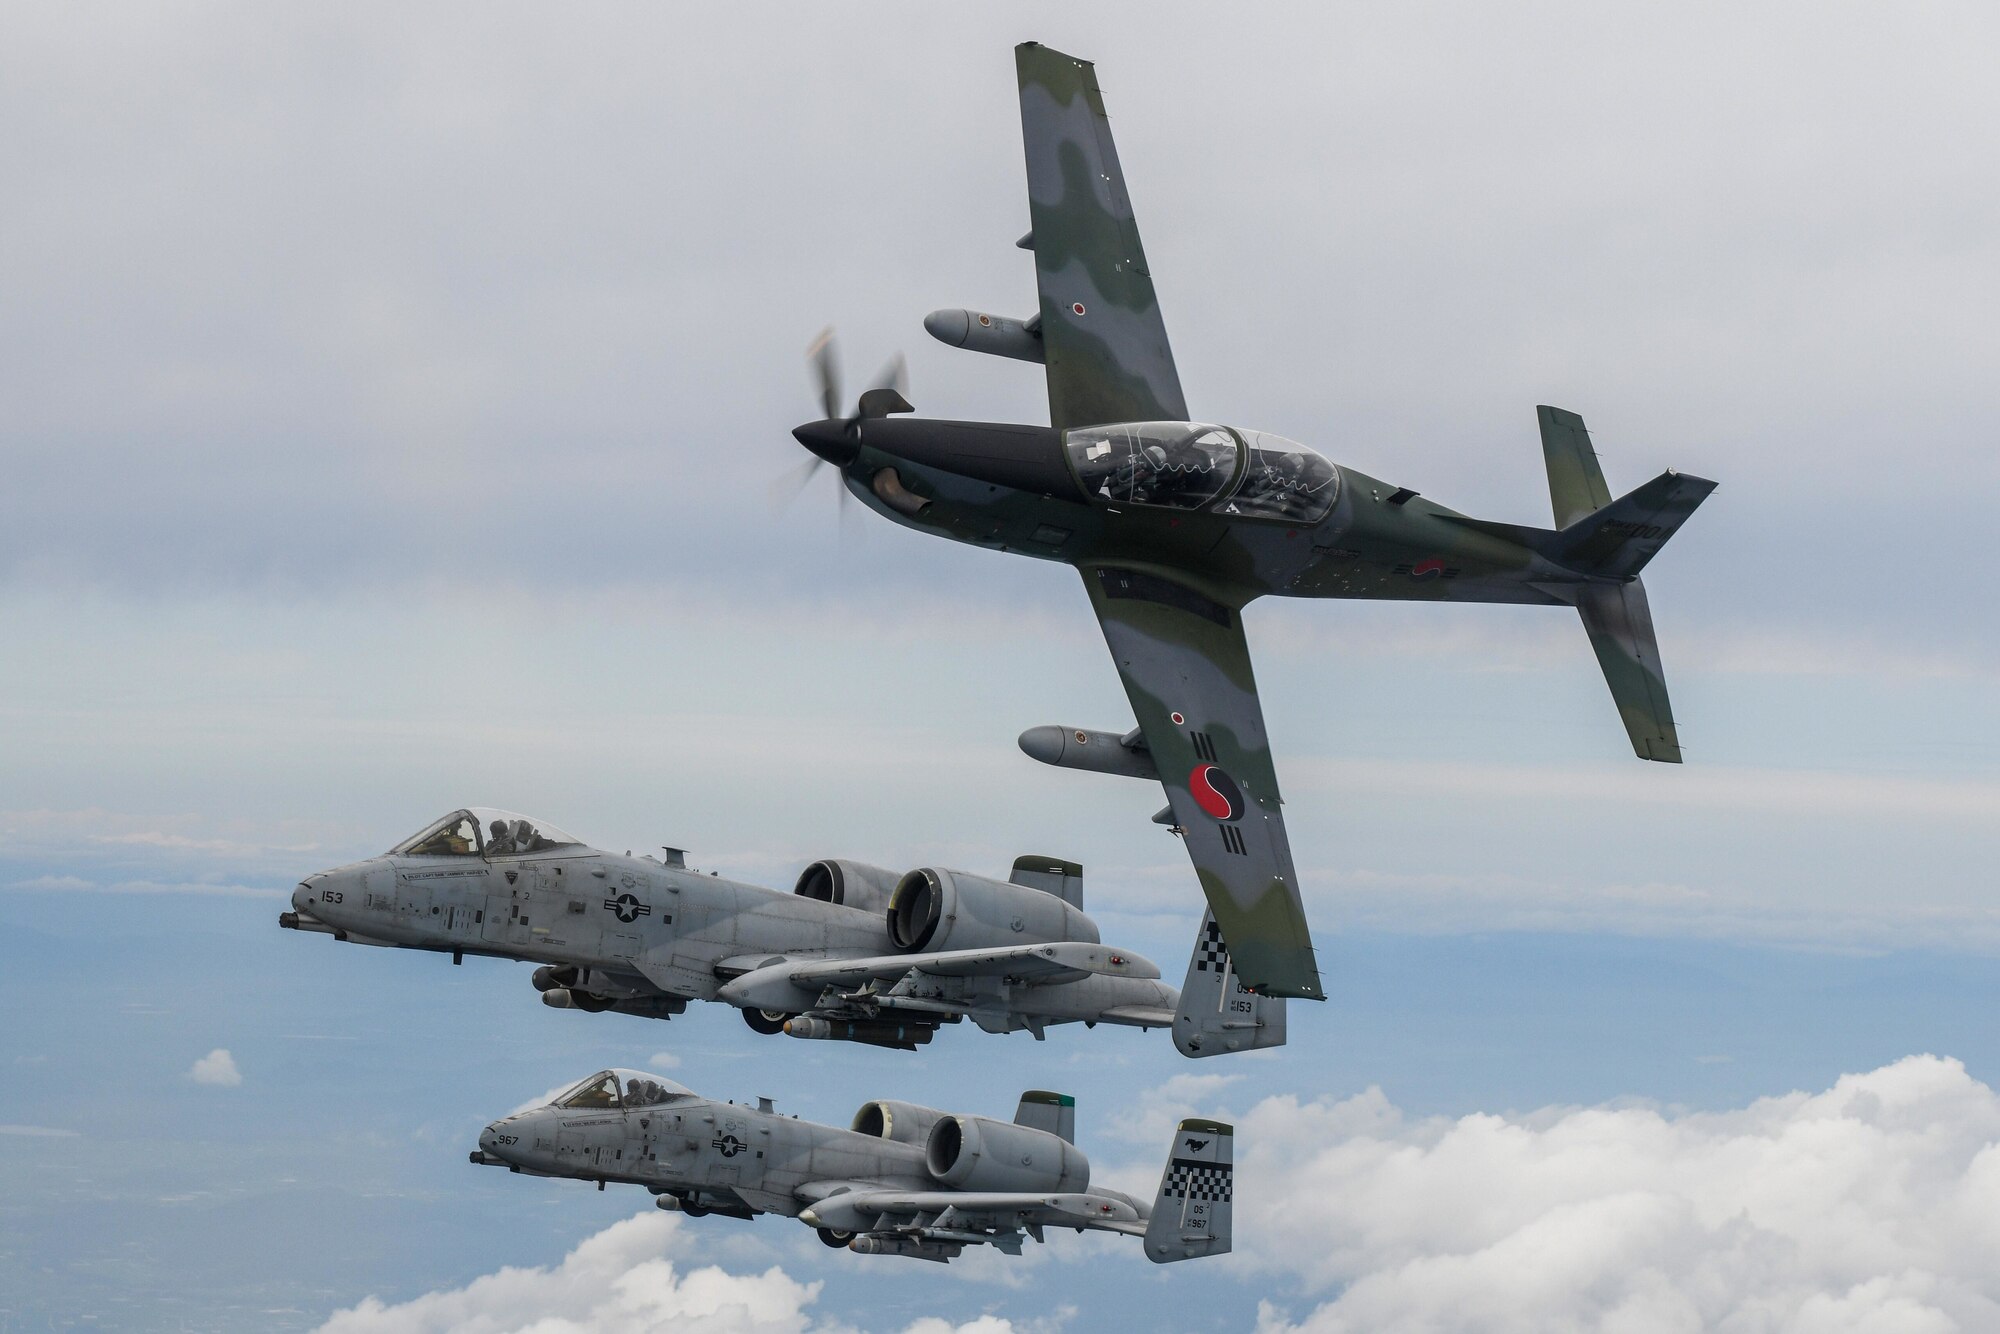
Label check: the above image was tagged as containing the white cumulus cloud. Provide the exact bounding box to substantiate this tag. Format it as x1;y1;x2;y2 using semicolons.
188;1048;241;1086
316;1211;1025;1334
1231;1055;2000;1333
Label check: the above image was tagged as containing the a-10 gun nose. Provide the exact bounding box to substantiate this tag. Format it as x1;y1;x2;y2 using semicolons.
792;419;860;466
470;1120;516;1168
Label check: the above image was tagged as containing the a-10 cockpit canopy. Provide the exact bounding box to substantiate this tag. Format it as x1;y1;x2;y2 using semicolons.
391;808;584;858
1064;421;1341;524
552;1069;694;1110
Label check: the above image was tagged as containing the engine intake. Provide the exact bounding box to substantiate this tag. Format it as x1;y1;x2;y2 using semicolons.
851;1099;947;1146
925;1114;1089;1194
794;859;902;917
887;868;1097;953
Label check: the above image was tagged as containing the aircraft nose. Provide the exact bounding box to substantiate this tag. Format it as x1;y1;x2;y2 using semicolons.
291;879;318;913
478;1122;501;1154
792;419;860;467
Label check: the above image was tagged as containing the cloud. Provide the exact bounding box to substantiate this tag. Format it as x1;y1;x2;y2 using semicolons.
314;1211;1022;1334
648;1051;682;1070
188;1049;242;1086
0;1124;80;1137
1231;1056;2000;1332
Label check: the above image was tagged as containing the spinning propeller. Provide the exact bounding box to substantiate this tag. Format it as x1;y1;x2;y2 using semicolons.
769;327;913;517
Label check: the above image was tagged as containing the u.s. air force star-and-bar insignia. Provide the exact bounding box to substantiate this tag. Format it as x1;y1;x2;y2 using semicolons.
712;1134;746;1158
603;893;650;923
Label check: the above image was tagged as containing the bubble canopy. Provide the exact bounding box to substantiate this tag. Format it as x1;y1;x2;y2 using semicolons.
1063;421;1340;523
390;808;583;857
552;1069;694;1110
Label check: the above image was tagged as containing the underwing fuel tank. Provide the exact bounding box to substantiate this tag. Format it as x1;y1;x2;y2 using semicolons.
785;1016;936;1049
849;1236;961;1262
923;308;1045;363
1018;725;1160;782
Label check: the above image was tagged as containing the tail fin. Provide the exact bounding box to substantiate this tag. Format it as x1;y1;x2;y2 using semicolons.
1538;405;1715;764
1173;909;1287;1057
1550;470;1717;579
1144;1118;1233;1263
1008;856;1082;909
1013;1089;1075;1142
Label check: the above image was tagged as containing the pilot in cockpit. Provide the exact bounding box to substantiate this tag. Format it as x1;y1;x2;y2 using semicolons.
486;819;515;855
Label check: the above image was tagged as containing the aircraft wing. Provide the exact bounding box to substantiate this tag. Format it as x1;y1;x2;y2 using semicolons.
1081;565;1324;1000
1016;42;1187;431
838;1188;1144;1234
777;941;1159;989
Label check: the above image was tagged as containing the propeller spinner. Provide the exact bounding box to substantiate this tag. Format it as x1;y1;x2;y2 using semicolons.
774;328;913;512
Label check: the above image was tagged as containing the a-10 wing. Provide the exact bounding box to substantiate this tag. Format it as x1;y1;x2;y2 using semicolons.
831;1188;1145;1237
752;941;1159;988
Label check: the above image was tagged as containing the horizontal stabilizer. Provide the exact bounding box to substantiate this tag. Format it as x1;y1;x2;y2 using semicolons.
1579;579;1682;762
1538;404;1615;527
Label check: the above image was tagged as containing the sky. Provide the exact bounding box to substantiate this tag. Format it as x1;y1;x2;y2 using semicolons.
2;2;1998;1330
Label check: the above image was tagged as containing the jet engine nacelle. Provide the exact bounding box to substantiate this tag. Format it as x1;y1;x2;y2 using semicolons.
888;867;1099;953
851;1099;948;1147
925;1114;1090;1194
794;859;903;917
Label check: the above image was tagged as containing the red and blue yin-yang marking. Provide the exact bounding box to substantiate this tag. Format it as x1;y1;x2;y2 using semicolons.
1411;557;1446;579
1188;763;1245;822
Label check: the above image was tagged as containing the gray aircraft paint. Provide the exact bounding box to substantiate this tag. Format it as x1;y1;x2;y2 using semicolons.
473;1070;1231;1264
281;808;1283;1056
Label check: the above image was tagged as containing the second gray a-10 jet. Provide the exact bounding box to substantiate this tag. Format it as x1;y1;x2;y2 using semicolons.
472;1069;1232;1265
281;807;1283;1057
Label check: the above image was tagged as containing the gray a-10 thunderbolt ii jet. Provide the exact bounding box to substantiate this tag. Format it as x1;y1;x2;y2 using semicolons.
788;43;1716;1001
280;807;1283;1056
472;1068;1232;1265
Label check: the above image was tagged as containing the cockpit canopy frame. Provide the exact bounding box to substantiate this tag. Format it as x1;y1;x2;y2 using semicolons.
552;1069;694;1110
1063;421;1341;524
390;808;584;858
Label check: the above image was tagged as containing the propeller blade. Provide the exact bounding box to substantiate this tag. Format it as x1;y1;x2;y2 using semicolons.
868;352;907;402
807;327;841;422
767;456;824;514
837;474;867;547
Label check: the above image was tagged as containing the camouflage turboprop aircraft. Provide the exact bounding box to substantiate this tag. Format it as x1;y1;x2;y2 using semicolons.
473;1070;1231;1265
280;807;1283;1056
790;41;1716;1001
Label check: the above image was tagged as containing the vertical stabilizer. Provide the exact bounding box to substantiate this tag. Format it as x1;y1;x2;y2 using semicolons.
1173;909;1287;1056
1009;856;1083;909
1144;1118;1233;1263
1014;1089;1076;1143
